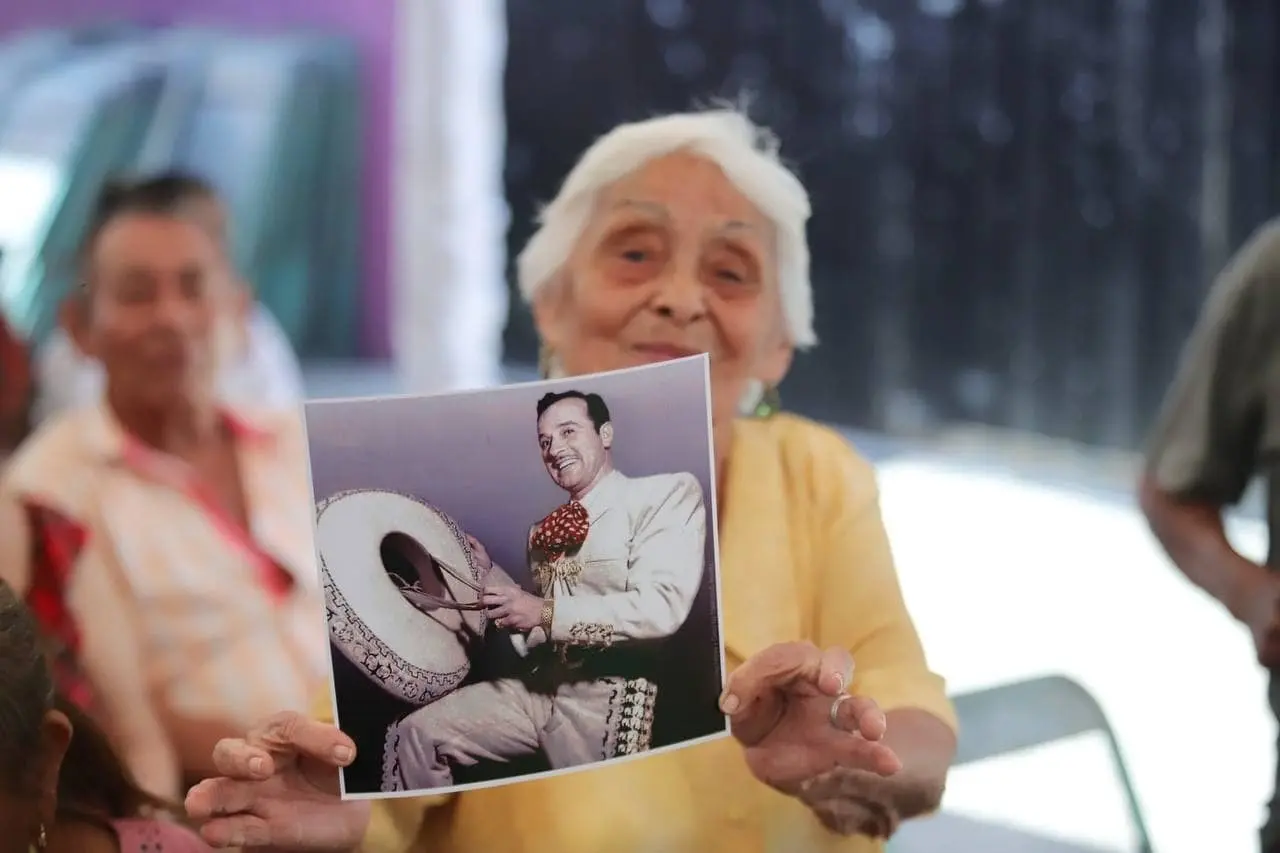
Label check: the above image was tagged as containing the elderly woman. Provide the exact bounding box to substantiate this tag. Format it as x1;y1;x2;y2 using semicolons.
186;109;956;852
0;175;328;799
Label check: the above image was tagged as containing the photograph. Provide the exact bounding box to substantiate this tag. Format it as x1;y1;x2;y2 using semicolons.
304;355;727;799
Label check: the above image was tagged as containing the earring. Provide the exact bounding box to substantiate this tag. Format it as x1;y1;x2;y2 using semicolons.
752;385;782;419
737;379;782;418
29;822;47;852
538;344;565;380
537;343;554;379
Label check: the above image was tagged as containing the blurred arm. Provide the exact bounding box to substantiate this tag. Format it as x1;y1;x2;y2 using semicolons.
72;545;183;797
0;490;181;798
1138;227;1278;619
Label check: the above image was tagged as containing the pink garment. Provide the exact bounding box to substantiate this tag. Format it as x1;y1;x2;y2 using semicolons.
113;817;213;852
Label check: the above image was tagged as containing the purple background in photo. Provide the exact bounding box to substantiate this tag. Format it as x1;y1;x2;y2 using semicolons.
304;356;717;589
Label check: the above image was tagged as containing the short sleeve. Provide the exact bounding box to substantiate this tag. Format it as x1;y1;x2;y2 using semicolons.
809;432;957;731
24;500;98;711
309;690;453;853
1144;224;1280;505
0;488;99;713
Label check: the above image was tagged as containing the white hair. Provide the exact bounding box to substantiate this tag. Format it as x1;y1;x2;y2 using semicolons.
516;108;817;349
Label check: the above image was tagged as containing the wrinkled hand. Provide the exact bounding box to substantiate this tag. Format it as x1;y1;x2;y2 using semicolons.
799;767;901;838
482;585;545;632
185;711;368;851
721;642;901;796
1242;572;1280;668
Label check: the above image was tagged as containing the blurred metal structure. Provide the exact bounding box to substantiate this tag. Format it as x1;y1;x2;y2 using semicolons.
891;674;1154;853
0;26;364;358
170;32;363;357
0;29;72;118
0;36;169;340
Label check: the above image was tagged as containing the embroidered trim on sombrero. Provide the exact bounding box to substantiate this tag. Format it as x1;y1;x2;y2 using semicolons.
318;488;480;705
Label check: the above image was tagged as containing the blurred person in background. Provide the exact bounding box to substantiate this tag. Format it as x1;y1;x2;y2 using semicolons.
0;176;328;800
187;108;956;853
1140;222;1280;852
32;172;304;426
0;579;212;853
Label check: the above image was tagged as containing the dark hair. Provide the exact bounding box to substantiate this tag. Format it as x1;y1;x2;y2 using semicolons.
0;580;174;820
0;578;54;794
536;390;611;431
78;170;225;268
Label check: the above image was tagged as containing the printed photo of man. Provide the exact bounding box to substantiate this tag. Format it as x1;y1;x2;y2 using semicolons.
382;389;707;791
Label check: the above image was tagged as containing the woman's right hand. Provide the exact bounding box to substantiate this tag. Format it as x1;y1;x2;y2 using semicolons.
184;711;370;851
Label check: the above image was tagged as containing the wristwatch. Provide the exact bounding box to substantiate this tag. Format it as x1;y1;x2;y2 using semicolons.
540;599;555;637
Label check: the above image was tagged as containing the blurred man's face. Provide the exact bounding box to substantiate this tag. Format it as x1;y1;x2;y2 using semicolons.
76;212;235;408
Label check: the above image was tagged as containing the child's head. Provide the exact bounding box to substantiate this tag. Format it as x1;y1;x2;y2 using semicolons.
0;578;68;852
0;580;176;852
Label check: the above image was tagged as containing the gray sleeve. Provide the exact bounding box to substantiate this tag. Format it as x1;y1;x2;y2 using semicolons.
1144;225;1280;505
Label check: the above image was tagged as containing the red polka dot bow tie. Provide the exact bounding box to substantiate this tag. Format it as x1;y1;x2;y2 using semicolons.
532;500;590;560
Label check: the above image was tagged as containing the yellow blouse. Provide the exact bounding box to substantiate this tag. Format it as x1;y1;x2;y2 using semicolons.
317;413;956;853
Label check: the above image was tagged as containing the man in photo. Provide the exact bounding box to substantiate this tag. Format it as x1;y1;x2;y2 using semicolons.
382;389;708;791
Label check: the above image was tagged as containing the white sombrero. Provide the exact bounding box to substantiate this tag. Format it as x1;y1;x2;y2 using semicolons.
317;489;488;706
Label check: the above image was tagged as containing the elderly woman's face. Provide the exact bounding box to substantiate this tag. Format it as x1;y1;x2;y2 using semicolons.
77;212;238;409
535;151;791;425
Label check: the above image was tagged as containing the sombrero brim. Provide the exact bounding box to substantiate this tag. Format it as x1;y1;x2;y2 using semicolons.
317;488;487;705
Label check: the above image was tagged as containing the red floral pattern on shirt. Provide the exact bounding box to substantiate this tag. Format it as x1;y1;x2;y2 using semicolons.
531;501;590;560
23;501;97;712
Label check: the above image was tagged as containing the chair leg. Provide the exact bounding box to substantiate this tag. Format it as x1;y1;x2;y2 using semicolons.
1103;728;1154;852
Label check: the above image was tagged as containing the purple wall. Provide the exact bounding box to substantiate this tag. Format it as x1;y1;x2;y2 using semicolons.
0;0;394;357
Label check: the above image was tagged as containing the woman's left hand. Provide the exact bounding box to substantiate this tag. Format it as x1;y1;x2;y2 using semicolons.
720;642;901;795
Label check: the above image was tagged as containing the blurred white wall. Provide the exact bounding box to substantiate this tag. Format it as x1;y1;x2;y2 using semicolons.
392;0;509;393
882;455;1271;853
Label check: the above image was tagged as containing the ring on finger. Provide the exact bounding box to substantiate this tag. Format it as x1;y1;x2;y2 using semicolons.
829;693;853;730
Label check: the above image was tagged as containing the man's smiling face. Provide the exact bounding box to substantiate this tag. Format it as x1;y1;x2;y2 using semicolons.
538;397;610;495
